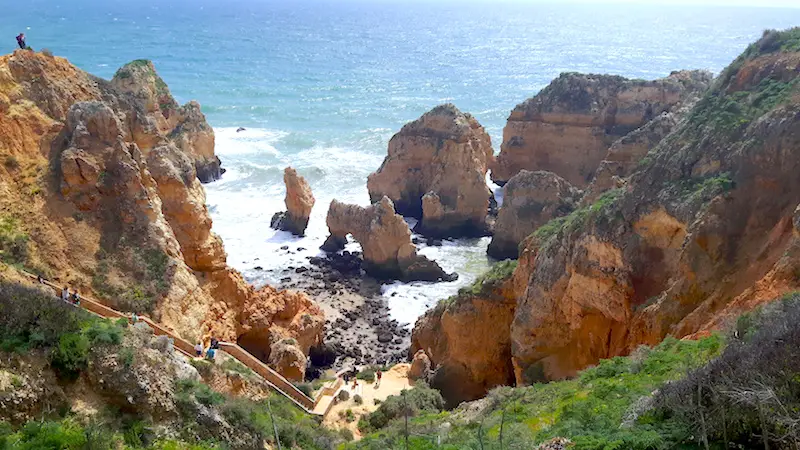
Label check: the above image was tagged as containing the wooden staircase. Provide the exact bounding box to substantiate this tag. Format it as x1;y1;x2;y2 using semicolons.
15;270;342;417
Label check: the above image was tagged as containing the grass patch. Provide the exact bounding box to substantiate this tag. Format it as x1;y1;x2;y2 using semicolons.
457;259;517;297
0;215;29;265
530;188;624;246
353;335;723;449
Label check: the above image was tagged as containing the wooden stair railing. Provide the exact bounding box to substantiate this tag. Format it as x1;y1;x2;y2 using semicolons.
14;270;339;416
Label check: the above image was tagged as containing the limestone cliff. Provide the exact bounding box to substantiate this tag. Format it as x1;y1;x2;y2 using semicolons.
411;29;800;401
487;170;581;260
0;50;322;379
511;31;800;382
411;261;518;407
111;60;224;182
491;70;712;187
270;167;315;236
321;197;456;282
367;104;494;238
582;91;704;203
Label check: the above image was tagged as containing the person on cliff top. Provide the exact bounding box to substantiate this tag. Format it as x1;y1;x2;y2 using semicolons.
15;33;26;49
194;342;203;357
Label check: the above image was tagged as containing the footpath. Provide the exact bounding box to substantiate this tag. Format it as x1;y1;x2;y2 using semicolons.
14;270;343;417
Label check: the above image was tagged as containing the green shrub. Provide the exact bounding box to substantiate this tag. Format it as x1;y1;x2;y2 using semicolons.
357;367;376;383
294;382;313;397
360;383;444;432
83;319;124;345
219;357;253;375
339;428;354;442
15;419;87;449
50;332;90;380
0;216;29;264
353;394;363;405
119;347;135;368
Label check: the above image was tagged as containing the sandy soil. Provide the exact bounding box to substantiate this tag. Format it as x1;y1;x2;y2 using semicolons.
323;363;412;439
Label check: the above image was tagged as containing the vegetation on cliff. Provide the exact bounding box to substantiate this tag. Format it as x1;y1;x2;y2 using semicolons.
0;282;340;450
356;293;800;449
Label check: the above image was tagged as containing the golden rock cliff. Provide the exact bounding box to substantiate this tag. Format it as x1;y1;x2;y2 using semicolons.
487;170;582;260
322;196;456;282
491;70;711;187
0;51;322;378
270;166;315;236
367;103;494;238
411;29;800;405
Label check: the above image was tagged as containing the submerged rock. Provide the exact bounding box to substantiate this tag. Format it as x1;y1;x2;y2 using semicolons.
367;104;495;238
270;167;315;236
322;197;456;282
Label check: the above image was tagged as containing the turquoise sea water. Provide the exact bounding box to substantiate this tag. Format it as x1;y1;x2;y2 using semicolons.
5;0;800;325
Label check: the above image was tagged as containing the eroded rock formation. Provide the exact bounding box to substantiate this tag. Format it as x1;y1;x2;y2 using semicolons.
582;91;704;203
322;197;456;282
491;70;712;187
111;60;224;182
411;270;517;407
411;30;800;402
367;104;494;238
487;170;581;260
0;50;322;380
270;167;315;236
509;38;800;382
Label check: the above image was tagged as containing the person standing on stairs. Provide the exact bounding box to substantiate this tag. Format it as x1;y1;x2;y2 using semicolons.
195;342;203;357
61;286;70;303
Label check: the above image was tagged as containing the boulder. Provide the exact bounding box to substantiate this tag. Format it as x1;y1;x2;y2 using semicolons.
367;104;494;238
270;167;315;236
491;70;712;187
487;170;581;260
268;338;308;382
322;197;456;282
408;350;432;381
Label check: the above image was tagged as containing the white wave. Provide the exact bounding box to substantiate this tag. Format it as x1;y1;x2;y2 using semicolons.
213;127;287;156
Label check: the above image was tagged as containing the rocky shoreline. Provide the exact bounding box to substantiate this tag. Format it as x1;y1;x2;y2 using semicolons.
260;247;413;373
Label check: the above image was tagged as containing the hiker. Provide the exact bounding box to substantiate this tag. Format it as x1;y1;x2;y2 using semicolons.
206;346;216;360
71;290;81;306
376;369;382;388
15;33;25;50
194;342;203;357
351;377;358;390
36;274;44;284
61;286;70;303
210;337;220;350
130;312;139;325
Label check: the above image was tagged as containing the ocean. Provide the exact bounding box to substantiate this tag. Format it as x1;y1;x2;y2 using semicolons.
5;0;800;327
